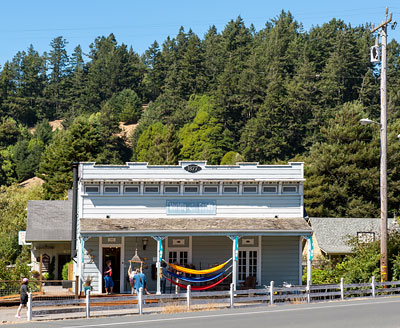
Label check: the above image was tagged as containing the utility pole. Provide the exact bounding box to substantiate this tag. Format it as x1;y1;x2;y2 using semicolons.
371;7;392;283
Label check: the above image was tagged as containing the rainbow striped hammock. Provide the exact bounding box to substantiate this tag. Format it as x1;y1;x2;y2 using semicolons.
164;258;232;275
165;273;232;291
166;266;232;283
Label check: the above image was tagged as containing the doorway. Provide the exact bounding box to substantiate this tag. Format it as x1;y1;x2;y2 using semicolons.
102;247;121;293
58;254;71;280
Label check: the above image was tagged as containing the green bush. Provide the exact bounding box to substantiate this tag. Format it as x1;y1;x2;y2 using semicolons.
62;260;73;280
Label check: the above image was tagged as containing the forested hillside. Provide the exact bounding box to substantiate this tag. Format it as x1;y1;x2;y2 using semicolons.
1;12;400;219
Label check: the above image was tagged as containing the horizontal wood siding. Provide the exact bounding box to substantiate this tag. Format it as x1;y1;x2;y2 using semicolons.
124;237;158;293
83;237;100;292
81;195;302;219
192;236;232;270
261;236;301;286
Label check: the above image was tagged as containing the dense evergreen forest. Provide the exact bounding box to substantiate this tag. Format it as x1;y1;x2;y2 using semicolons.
1;11;400;221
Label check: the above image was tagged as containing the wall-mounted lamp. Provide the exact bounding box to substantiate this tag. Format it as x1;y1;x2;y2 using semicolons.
142;238;148;250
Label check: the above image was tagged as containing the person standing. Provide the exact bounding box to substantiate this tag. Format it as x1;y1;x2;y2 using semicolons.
104;260;114;295
160;262;168;294
15;278;29;319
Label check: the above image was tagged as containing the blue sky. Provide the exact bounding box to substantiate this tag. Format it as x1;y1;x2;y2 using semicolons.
0;0;399;67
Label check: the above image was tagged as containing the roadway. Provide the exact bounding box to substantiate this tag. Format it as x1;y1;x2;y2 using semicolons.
7;297;400;328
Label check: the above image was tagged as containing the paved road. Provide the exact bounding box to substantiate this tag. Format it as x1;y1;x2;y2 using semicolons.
7;297;400;328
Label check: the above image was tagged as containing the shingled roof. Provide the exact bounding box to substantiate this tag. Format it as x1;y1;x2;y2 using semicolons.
26;196;72;242
80;217;312;235
309;217;398;255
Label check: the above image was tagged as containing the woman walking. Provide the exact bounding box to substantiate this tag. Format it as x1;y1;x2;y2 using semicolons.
15;278;29;319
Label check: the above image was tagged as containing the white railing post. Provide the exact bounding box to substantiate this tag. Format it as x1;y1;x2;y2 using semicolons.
85;289;90;318
340;278;344;301
230;283;234;309
138;287;143;315
27;292;32;321
372;276;376;298
306;283;310;304
269;281;274;305
187;285;191;311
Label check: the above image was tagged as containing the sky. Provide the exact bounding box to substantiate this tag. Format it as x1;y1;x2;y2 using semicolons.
0;0;399;67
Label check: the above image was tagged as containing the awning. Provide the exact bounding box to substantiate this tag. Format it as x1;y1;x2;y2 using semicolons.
80;217;312;237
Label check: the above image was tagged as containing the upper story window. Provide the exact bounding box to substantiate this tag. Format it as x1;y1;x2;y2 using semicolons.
243;185;257;193
282;185;298;193
124;186;139;193
204;186;218;193
223;186;238;194
85;185;99;194
144;186;159;193
104;186;119;194
263;185;277;193
184;186;199;193
165;186;179;193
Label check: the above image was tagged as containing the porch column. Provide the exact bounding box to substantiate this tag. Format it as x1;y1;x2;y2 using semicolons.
152;236;165;295
228;236;240;291
306;236;313;287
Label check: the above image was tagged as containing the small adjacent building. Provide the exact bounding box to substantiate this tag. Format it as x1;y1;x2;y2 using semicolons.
25;193;72;279
74;161;312;293
307;217;398;263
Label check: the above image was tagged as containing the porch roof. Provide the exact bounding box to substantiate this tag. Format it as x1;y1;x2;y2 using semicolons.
80;217;312;237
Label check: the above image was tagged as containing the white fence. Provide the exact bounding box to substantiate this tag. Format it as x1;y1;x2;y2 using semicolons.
26;277;400;321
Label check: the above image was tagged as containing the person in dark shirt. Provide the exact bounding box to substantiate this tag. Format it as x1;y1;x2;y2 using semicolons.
15;278;29;319
104;260;114;294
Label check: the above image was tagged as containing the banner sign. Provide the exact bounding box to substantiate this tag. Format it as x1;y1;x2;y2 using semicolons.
166;200;216;215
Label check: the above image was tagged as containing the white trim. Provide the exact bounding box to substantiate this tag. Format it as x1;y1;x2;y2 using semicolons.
98;237;124;293
165;237;192;264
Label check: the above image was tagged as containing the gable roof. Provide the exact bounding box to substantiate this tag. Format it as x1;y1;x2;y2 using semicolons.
25;197;72;242
309;217;398;255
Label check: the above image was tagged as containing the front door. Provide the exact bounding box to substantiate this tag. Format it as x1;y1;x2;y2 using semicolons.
238;250;258;283
102;247;121;293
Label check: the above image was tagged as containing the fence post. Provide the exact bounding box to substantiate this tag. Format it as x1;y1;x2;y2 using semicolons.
85;289;90;318
27;292;32;321
371;276;376;298
138;287;143;315
75;275;79;299
230;283;234;309
340;277;344;301
269;281;274;305
187;285;191;311
306;283;310;304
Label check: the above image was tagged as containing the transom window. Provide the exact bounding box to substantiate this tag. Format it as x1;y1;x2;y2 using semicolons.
282;185;297;193
104;186;119;193
144;186;159;193
184;186;198;193
85;186;99;193
204;186;218;193
165;186;179;193
263;186;277;193
243;186;257;193
124;186;139;193
223;186;238;193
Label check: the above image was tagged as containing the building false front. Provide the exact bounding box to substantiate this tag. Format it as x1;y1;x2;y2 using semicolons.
75;161;312;294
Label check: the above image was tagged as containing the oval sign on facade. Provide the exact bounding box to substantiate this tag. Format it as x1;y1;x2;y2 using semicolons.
184;164;202;173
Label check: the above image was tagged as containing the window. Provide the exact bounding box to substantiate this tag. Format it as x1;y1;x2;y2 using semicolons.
238;250;258;283
144;186;159;193
85;186;99;193
168;251;188;266
184;186;198;193
124;186;139;193
165;186;179;193
223;186;238;193
263;186;277;193
282;186;297;193
243;186;257;193
204;186;218;193
104;186;119;193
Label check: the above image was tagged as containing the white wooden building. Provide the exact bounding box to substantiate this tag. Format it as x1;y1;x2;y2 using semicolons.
74;161;312;294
